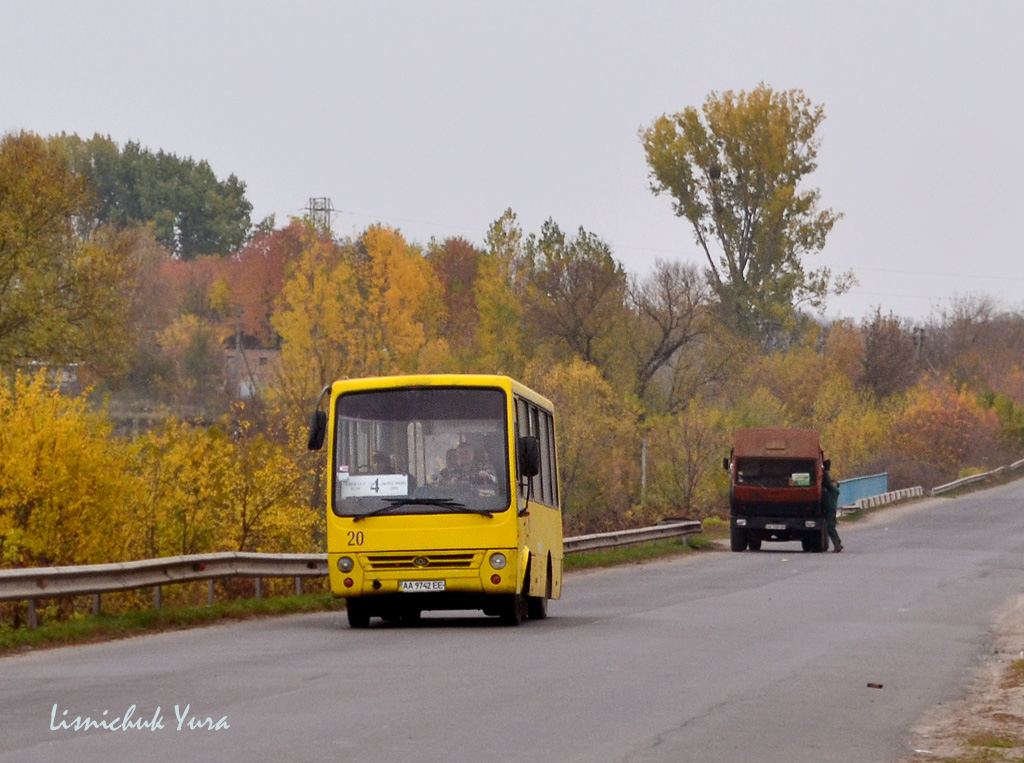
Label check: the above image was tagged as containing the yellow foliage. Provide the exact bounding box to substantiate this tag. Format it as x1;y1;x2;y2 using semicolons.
271;225;359;409
646;399;731;520
0;371;138;566
472;212;528;376
207;278;233;319
272;224;444;414
813;374;890;475
527;359;640;532
360;225;443;372
133;414;318;558
723;386;791;430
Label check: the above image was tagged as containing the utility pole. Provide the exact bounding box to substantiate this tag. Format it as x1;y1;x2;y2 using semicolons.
307;197;335;233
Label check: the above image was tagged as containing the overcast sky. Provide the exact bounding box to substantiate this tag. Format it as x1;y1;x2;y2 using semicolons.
4;1;1022;323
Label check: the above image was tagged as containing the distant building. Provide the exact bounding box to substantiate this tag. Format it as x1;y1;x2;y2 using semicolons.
18;361;84;395
223;334;281;400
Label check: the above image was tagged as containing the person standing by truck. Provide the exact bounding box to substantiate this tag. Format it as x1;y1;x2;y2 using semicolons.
822;467;843;552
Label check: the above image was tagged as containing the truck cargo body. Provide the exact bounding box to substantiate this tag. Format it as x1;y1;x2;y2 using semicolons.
724;428;829;552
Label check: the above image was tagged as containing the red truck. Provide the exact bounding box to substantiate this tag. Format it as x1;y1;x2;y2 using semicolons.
723;428;831;552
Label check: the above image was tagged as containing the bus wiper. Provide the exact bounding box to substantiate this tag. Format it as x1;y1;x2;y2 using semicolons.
352;497;493;522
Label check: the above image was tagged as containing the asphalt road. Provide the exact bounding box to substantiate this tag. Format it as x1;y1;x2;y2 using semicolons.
2;479;1024;762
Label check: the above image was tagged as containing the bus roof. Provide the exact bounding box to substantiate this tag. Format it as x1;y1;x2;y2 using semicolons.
328;374;554;411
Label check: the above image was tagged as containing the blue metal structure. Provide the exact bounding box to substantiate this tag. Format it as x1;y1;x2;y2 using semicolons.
837;473;888;507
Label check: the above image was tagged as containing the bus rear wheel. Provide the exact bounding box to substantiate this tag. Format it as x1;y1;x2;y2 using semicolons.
499;594;527;626
527;595;548;620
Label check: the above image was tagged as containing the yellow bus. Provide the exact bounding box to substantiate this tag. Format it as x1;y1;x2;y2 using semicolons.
307;374;562;627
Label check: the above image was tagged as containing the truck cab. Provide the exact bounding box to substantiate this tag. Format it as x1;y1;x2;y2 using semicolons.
723;428;830;552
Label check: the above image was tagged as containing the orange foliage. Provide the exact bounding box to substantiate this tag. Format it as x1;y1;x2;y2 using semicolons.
890;380;1004;485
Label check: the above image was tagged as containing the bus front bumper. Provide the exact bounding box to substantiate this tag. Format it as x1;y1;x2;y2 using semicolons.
328;549;520;599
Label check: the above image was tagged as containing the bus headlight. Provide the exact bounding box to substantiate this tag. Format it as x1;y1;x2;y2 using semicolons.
489;553;507;570
337;556;355;573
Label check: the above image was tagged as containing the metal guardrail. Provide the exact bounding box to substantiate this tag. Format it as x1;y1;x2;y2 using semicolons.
0;521;702;628
563;520;701;553
930;458;1024;496
848;486;924;510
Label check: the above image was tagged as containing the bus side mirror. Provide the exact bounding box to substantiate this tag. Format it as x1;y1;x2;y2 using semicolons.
722;457;730;471
823;458;831;471
307;409;327;451
518;436;540;478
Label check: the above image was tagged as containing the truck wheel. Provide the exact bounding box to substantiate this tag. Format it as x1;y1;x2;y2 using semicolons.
747;536;762;551
730;526;748;552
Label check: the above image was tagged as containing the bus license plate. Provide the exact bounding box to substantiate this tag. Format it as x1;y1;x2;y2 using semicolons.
399;580;445;593
765;523;786;530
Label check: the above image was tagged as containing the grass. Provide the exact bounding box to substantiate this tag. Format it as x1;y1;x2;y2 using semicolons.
1004;658;1024;689
0;592;346;656
563;535;713;571
966;734;1019;749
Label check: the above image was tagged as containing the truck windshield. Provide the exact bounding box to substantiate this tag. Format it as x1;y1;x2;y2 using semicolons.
736;458;817;488
332;387;510;518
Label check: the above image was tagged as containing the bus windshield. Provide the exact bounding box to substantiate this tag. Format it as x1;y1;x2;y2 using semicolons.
332;387;511;518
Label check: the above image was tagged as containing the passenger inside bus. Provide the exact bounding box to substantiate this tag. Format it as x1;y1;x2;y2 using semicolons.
371;451;396;473
440;442;496;486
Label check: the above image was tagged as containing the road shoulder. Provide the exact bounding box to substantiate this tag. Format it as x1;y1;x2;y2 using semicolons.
904;593;1024;761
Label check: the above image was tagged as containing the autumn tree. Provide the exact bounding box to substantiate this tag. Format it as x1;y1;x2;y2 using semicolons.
472;210;529;376
641;85;849;341
227;221;306;345
859;308;919;399
0;371;138;567
271;223;444;417
157;314;227;410
271;224;357;413
520;219;627;371
0;131;137;373
889;381;1004;487
625;259;710;408
924;295;1024;393
133;418;232;557
119;228;177;390
426;236;482;359
220;413;319;553
646;399;729;520
529;359;639;533
354;225;444;374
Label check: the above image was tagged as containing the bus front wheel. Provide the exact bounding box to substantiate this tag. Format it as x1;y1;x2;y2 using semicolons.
346;599;370;629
